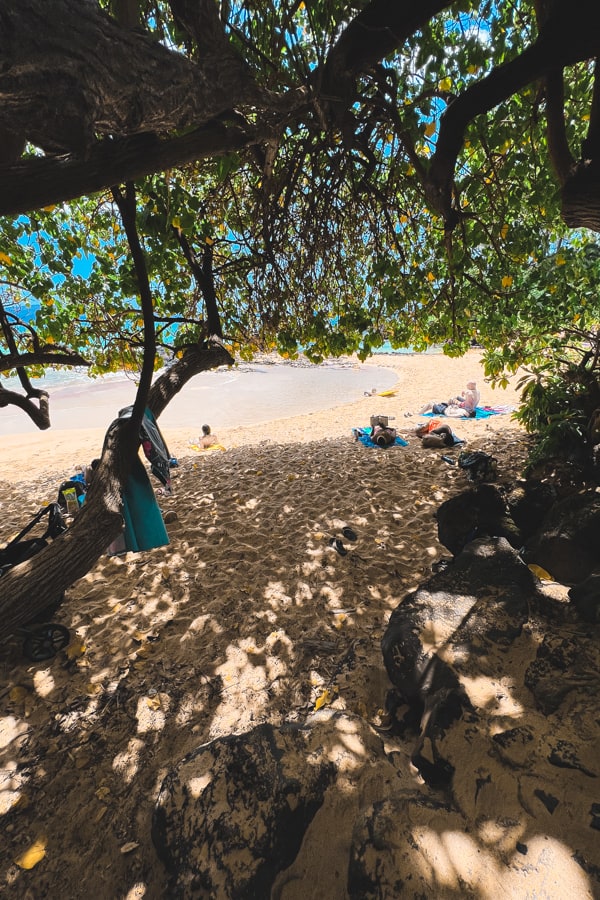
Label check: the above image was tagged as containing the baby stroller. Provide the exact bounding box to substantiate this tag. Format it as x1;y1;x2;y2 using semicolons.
0;503;71;661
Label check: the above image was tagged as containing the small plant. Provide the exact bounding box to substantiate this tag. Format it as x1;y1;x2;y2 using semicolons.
513;333;600;472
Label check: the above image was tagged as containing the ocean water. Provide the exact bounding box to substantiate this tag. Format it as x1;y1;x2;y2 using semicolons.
0;358;400;435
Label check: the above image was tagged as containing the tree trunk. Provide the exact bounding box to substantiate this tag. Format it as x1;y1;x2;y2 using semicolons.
0;340;233;642
561;162;600;231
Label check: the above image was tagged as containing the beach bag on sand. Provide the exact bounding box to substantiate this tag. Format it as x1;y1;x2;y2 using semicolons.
57;478;87;512
458;450;498;482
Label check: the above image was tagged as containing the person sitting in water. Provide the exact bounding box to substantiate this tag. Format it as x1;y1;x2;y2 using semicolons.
418;380;480;418
198;424;219;449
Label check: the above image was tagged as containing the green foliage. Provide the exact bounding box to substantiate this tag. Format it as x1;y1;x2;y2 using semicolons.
0;0;598;459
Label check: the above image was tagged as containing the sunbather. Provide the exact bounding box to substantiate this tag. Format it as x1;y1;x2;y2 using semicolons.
418;380;480;417
198;424;218;449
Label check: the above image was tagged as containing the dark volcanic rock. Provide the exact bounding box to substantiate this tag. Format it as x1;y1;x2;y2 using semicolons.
436;484;522;556
569;572;600;622
381;538;533;785
523;490;600;584
506;480;557;539
152;722;335;898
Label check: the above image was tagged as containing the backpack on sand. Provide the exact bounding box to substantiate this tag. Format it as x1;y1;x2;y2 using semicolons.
458;450;498;482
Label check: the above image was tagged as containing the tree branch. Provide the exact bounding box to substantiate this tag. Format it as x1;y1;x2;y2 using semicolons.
426;9;600;224
0;385;50;428
0;350;90;371
0;125;256;217
0;0;263;157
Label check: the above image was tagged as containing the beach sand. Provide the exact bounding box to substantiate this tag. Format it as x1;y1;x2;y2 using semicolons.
0;350;541;898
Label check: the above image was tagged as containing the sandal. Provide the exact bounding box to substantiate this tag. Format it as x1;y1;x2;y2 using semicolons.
328;537;347;556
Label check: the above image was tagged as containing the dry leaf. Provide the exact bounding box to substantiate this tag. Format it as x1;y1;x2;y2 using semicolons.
314;688;333;711
15;837;47;870
75;753;91;770
120;842;139;854
95;786;110;801
65;640;86;660
146;696;161;711
528;563;553;581
94;806;108;823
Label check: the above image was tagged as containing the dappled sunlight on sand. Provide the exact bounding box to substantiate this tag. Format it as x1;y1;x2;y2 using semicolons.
4;416;591;898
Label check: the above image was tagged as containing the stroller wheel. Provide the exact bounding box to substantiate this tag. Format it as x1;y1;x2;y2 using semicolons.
22;623;70;662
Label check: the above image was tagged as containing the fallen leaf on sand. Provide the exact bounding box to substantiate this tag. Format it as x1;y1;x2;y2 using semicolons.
120;842;139;854
15;837;46;870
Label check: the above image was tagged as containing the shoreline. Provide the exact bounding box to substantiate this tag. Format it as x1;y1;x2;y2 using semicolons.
0;350;523;485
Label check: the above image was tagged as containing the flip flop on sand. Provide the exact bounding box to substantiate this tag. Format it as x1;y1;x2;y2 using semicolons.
341;526;357;542
328;537;348;556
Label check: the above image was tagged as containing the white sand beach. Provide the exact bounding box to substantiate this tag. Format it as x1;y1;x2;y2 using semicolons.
0;350;548;899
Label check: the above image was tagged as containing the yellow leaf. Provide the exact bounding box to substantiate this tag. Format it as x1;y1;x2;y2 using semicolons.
467;64;479;74
528;564;553;581
556;254;566;266
171;216;181;228
146;695;161;711
424;121;436;137
438;77;452;91
427;272;435;282
501;275;513;288
43;205;56;212
15;837;47;870
205;236;214;245
66;640;86;660
314;688;333;711
500;224;509;239
0;251;12;265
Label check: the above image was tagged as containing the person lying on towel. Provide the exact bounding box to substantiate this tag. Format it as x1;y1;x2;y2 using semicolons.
418;380;480;418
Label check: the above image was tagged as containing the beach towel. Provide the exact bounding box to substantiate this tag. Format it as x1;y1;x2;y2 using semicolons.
353;428;409;449
422;406;512;420
190;443;227;452
121;456;169;553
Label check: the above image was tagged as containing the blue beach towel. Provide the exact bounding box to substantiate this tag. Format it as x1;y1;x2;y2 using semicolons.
353;429;409;448
422;406;511;420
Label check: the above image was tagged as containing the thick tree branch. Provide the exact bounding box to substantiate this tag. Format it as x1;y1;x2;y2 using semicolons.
0;0;263;157
0;385;50;428
426;9;600;224
147;340;234;419
0;125;256;218
0;350;90;370
544;69;574;185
